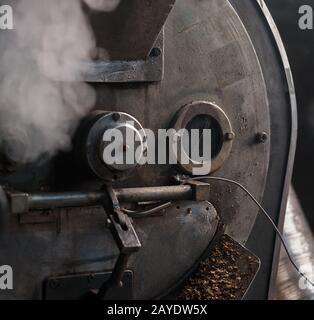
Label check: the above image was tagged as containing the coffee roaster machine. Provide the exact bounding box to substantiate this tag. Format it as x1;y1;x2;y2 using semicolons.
0;0;297;300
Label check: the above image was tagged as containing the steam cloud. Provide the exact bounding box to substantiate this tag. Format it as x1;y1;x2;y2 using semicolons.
84;0;120;11
0;0;119;164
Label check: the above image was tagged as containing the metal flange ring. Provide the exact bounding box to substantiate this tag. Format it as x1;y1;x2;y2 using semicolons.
171;101;234;175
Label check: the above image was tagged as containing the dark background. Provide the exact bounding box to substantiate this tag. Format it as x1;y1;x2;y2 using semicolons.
266;0;314;232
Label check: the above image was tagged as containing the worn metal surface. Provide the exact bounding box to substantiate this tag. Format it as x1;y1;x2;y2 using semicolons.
97;213;141;299
188;181;211;202
0;0;295;300
253;0;297;301
85;0;175;60
45;271;133;300
91;0;272;247
133;200;219;299
82;30;164;83
76;110;145;181
240;0;297;300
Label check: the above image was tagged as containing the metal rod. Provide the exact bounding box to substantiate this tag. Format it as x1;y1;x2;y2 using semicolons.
115;186;192;203
15;185;192;213
28;192;104;210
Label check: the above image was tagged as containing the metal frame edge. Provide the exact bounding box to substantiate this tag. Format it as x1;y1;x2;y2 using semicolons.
255;0;298;300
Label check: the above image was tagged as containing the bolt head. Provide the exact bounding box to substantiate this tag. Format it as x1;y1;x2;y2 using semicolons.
256;132;268;144
225;132;235;141
112;113;121;122
150;47;161;57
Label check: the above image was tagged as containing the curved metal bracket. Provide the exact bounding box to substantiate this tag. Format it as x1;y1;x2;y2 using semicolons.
255;0;298;299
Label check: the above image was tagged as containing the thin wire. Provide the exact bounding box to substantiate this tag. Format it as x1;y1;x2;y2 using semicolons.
187;175;314;288
122;202;172;218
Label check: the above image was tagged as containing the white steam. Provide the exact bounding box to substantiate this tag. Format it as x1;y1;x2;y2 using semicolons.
0;0;118;164
84;0;120;11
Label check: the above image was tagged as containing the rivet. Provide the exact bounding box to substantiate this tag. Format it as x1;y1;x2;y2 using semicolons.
225;132;235;141
112;113;121;122
150;47;162;57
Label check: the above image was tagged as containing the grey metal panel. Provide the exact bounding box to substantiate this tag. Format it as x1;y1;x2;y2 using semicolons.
82;30;164;83
231;0;297;300
85;0;176;60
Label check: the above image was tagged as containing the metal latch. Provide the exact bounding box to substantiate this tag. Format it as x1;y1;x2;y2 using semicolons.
92;186;141;299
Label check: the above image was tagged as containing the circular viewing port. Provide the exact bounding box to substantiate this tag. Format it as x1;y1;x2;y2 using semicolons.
185;114;224;160
171;101;234;175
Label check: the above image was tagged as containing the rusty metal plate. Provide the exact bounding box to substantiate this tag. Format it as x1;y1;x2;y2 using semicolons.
44;271;133;300
179;235;260;300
